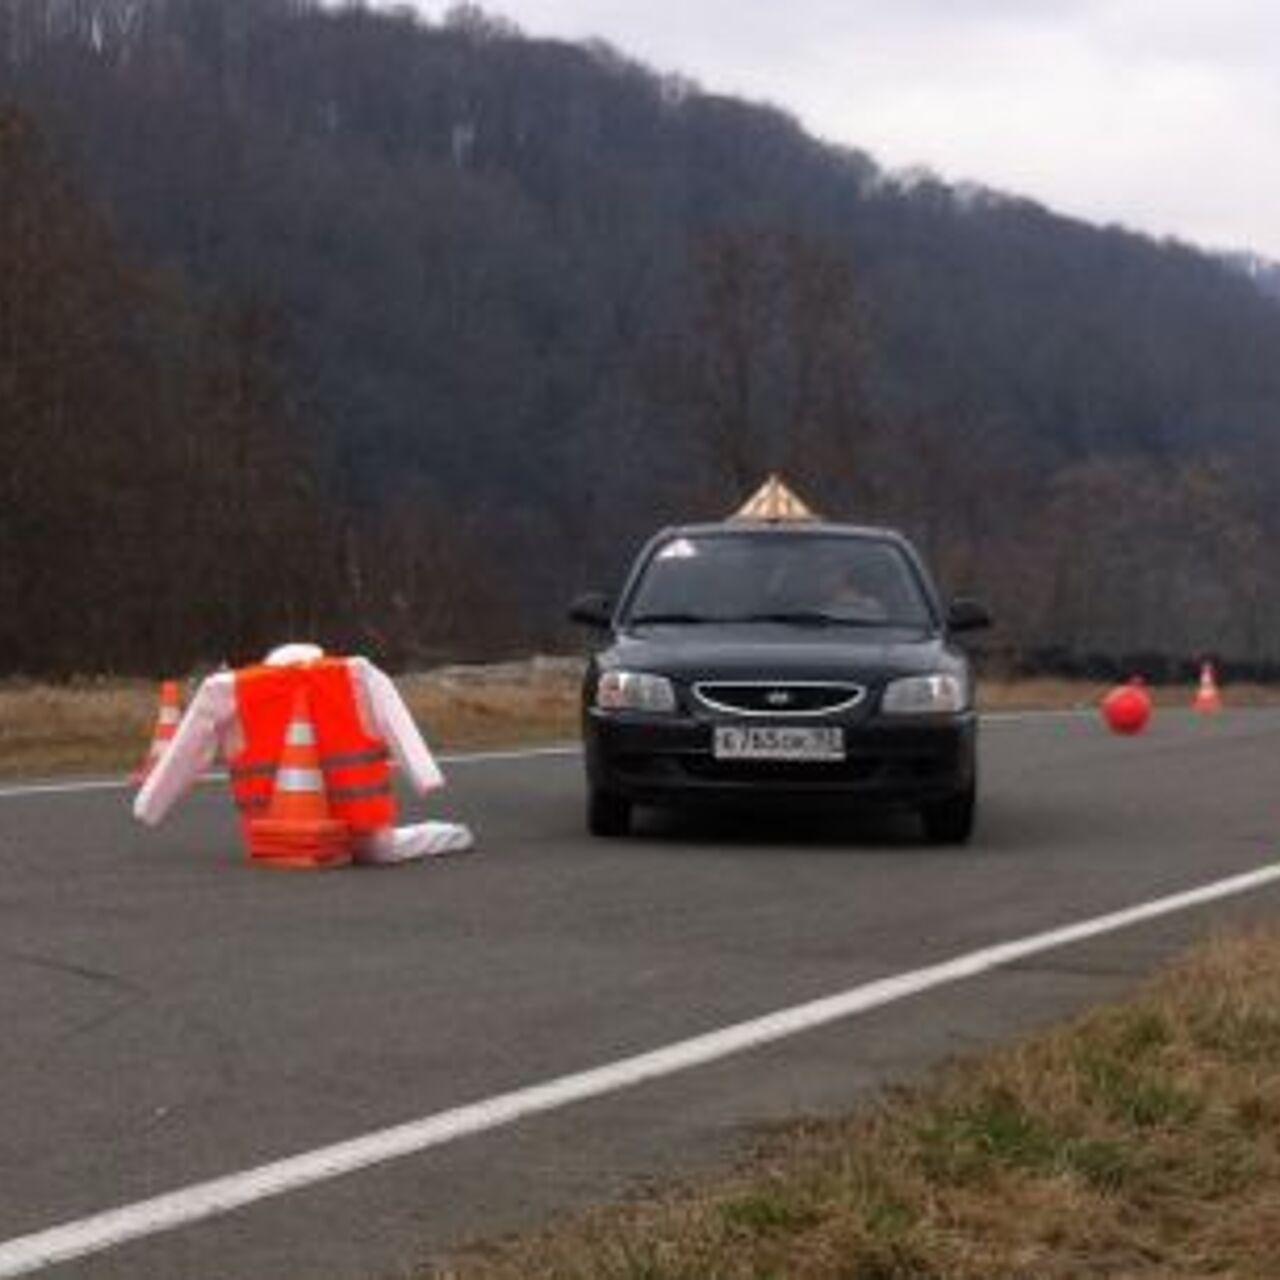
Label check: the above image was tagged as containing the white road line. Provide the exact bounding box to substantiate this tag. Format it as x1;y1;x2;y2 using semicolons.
438;744;581;765
0;778;131;799
0;712;1094;801
984;709;1092;722
3;861;1279;1277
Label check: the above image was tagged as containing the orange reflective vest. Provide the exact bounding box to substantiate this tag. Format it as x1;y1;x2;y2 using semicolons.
228;658;395;835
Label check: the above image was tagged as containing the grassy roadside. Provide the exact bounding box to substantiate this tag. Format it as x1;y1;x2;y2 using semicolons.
3;665;1278;779
434;928;1280;1279
0;660;585;779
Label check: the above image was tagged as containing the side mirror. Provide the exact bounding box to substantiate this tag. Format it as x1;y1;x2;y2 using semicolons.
569;591;615;629
946;597;992;633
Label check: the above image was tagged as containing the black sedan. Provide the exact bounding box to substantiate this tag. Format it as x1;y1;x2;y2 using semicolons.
569;521;991;842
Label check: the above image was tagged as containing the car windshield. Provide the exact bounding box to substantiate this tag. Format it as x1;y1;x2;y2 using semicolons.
624;533;934;628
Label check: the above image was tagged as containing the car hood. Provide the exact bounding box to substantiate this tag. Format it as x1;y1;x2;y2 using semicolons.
603;622;961;682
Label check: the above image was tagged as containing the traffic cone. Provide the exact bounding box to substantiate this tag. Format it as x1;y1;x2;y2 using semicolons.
132;680;183;785
245;687;351;869
1192;661;1223;714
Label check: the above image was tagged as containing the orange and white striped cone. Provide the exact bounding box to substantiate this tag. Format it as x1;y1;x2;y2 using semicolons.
1192;661;1223;714
132;680;182;785
245;688;351;869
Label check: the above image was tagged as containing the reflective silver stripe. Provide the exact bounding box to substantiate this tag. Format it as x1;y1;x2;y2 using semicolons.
319;748;389;770
229;762;277;780
159;709;181;724
285;720;316;746
276;767;325;793
328;782;393;802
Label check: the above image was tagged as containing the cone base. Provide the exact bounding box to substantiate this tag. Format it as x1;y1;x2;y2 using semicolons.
248;853;352;870
246;817;351;869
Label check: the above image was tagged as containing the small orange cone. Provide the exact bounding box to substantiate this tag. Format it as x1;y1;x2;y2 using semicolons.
1192;661;1223;714
133;680;183;784
245;687;351;869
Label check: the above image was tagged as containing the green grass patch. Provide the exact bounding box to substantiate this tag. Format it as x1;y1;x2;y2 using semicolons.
718;1190;823;1239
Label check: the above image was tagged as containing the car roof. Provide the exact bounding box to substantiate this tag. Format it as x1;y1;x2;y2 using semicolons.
652;520;910;542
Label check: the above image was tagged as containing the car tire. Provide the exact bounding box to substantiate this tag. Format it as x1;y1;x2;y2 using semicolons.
588;788;632;837
920;786;975;845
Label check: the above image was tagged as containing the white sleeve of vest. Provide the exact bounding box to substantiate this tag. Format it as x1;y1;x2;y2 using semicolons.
132;673;235;826
357;660;445;794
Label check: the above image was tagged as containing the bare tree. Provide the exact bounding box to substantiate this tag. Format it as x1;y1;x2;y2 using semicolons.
678;225;873;509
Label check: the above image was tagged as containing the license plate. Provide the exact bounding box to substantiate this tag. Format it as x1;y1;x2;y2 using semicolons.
713;725;845;761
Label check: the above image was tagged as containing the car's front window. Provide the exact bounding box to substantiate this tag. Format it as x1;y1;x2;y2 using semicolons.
624;533;934;628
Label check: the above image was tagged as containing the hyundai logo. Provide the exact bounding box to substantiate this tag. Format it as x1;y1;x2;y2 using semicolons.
764;688;794;706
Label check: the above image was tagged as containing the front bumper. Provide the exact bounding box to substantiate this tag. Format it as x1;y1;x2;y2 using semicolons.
584;707;976;810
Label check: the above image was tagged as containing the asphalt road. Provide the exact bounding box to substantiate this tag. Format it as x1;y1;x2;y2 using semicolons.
3;709;1280;1279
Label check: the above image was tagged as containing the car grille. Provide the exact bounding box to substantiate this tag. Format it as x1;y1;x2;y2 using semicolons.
679;752;953;785
692;681;865;717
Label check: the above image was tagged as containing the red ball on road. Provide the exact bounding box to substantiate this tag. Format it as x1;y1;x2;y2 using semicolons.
1101;680;1152;735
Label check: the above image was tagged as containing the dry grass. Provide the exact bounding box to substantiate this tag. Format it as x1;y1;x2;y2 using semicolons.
0;678;162;777
0;660;583;779
2;664;1277;778
397;659;581;751
433;928;1280;1279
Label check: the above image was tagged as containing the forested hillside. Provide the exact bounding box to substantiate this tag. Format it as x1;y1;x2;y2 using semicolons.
1227;253;1280;303
4;0;1280;676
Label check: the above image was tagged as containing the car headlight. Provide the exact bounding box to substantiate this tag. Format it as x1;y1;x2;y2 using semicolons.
596;670;678;713
881;673;968;715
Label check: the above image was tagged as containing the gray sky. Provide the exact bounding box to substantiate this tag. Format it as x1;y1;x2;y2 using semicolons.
407;1;1280;259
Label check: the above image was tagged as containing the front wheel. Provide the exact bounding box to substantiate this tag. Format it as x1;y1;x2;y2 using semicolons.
920;786;975;845
588;788;632;837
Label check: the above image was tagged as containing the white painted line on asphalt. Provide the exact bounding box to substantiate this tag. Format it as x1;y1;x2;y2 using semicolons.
0;746;582;801
3;860;1280;1277
0;778;131;799
0;711;1104;801
439;744;581;765
984;709;1092;722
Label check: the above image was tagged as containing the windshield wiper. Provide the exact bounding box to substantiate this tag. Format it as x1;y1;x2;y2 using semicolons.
627;611;901;627
729;610;870;626
626;611;720;625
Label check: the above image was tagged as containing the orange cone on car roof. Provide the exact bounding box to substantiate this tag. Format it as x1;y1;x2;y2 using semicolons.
244;687;352;869
731;474;819;522
132;680;182;785
1193;661;1222;713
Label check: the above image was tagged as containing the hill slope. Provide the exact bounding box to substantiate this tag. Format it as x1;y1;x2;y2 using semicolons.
3;0;1280;671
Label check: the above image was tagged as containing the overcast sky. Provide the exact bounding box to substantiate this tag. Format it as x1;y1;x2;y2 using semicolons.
407;1;1279;259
